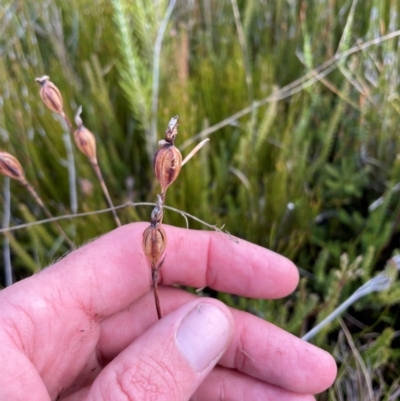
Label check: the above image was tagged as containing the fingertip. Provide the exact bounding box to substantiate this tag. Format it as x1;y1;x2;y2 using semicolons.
289;259;300;293
88;298;236;401
176;299;234;372
316;348;338;391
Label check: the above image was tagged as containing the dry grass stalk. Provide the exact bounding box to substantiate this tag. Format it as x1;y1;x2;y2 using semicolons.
144;116;209;319
74;106;121;227
0;151;75;249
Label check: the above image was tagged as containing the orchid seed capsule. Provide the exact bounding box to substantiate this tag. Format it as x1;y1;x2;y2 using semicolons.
35;75;64;115
0;152;26;183
74;125;97;164
153;144;182;194
142;224;167;266
73;106;97;164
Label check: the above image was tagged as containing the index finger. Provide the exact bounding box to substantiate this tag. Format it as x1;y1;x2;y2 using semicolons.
3;222;298;320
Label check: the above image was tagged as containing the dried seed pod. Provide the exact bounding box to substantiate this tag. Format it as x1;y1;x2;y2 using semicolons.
142;224;167;267
73;106;97;164
0;152;26;183
153;144;182;194
74;126;97;164
35;75;64;115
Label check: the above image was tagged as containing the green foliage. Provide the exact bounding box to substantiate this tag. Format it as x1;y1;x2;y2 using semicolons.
1;0;400;398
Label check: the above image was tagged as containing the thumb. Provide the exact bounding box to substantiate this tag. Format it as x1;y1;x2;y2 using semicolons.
88;299;234;401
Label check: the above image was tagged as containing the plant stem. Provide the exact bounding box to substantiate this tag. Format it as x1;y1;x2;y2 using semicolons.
62;132;78;215
62;113;74;132
91;162;121;227
22;181;76;249
152;266;162;320
3;177;13;286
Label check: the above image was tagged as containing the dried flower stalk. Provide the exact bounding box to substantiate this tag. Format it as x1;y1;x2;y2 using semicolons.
144;116;209;319
142;195;167;319
74;107;121;227
0;151;75;249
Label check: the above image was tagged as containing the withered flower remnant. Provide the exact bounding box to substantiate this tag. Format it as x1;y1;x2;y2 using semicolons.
165;115;179;143
0;152;26;183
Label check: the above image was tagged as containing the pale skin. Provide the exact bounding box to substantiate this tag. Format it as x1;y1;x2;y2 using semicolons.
0;223;337;400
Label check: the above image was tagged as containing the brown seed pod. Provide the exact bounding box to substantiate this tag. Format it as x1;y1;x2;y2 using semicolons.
0;152;26;182
142;224;167;267
74;126;97;164
35;75;64;115
153;144;182;194
73;105;97;164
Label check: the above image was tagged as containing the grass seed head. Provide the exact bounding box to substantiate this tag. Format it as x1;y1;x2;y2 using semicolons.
35;75;64;115
0;152;26;182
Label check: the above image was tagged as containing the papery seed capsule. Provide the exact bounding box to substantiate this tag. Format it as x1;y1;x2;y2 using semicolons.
142;225;167;266
35;75;64;115
74;126;97;164
153;145;182;194
0;152;26;182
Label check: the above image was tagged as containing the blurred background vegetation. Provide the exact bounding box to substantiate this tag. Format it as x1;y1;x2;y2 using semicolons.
1;0;400;399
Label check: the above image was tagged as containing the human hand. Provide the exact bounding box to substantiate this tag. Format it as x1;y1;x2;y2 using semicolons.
0;223;336;400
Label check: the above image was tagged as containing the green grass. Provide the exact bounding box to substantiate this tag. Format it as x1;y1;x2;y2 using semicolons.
1;0;400;398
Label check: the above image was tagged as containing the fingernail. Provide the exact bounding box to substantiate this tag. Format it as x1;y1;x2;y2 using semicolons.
176;303;231;372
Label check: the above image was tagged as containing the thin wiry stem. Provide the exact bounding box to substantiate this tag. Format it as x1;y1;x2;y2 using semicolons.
152;271;162;319
150;0;178;156
0;202;229;236
179;29;400;151
22;181;76;249
91;162;121;227
62;132;78;215
339;318;374;401
62;113;74;132
152;257;165;320
3;177;12;286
